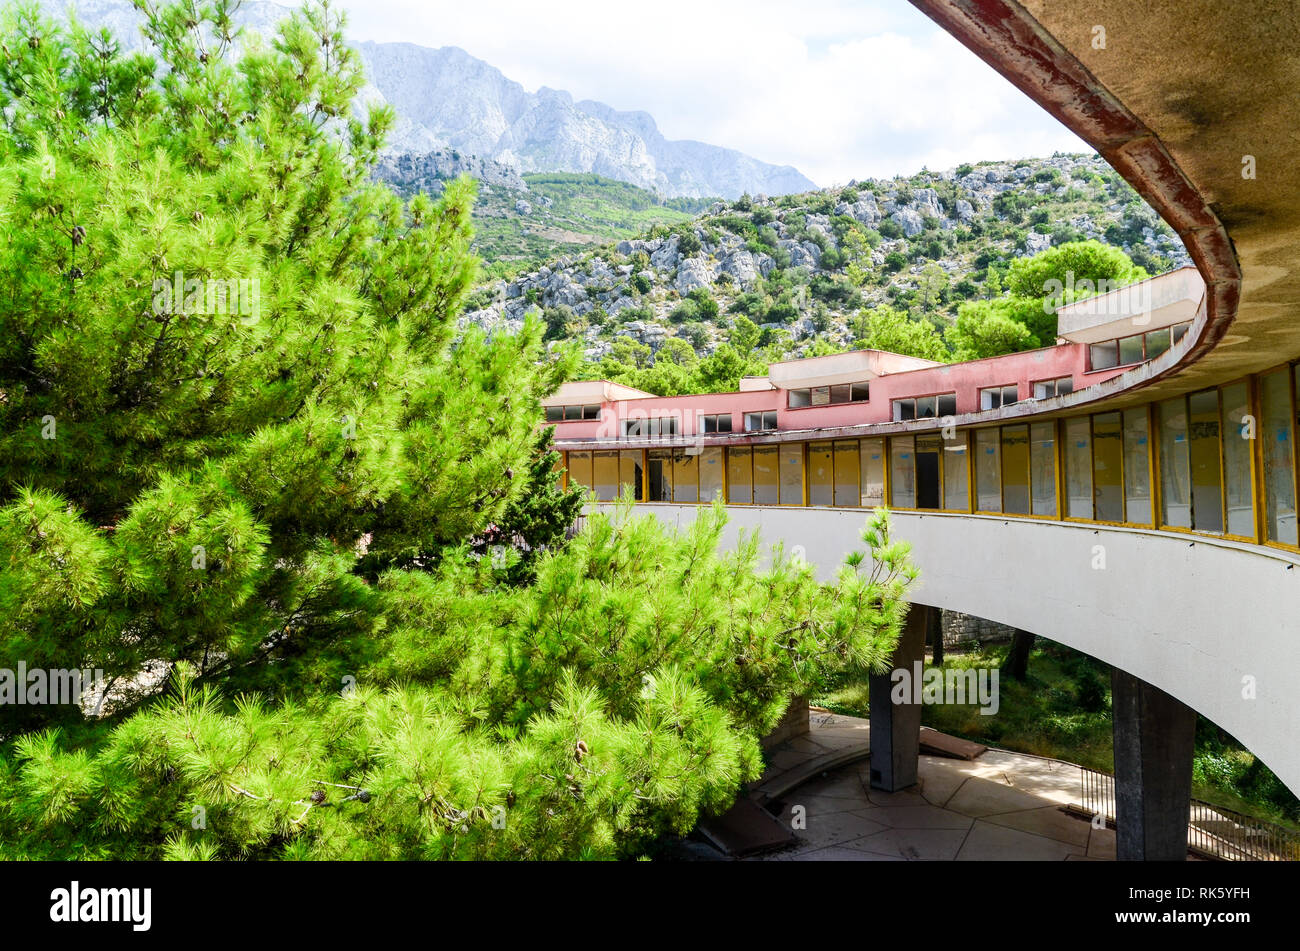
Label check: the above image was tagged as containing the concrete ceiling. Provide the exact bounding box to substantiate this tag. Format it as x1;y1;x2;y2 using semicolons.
911;0;1300;410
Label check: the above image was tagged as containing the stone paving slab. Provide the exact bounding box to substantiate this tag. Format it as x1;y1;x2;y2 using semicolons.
738;710;1108;862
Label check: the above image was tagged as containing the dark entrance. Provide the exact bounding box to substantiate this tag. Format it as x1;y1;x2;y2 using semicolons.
916;436;942;509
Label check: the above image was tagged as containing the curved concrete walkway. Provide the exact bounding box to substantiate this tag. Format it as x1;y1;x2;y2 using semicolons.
748;711;1116;861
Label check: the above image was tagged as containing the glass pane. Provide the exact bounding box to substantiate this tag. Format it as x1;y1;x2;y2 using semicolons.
545;405;563;422
917;396;938;419
811;387;830;406
944;433;969;511
1261;370;1297;543
860;438;886;507
1064;417;1092;518
592;451;619;501
830;384;851;405
809;442;834;506
779;444;804;505
1000;424;1031;515
915;434;943;509
672;451;698;503
1145;328;1171;360
1220;383;1254;537
890;436;916;508
1090;342;1118;370
619;451;643;501
1092;412;1124;522
753;446;779;505
716;415;733;433
895;400;915;422
833;440;859;507
727;447;752;504
1030;422;1057;517
647;449;672;501
1122;409;1152;524
938;394;957;418
789;389;811;408
569;451;593;493
1188;389;1224;533
975;429;1001;512
1119;335;1144;366
851;382;871;402
1158;397;1192;528
699;447;724;503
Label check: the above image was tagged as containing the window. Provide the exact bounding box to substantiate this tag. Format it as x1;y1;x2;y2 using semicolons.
699;447;724;502
1089;341;1119;371
1220;383;1255;538
1187;389;1224;533
753;446;780;505
1118;334;1144;366
1260;369;1297;544
699;413;733;434
980;385;1019;410
788;381;869;408
1033;377;1074;399
892;393;956;421
727;447;752;504
974;429;1001;512
672;451;698;503
744;411;778;431
1158;397;1192;528
647;449;672;501
809;442;834;506
622;416;678;437
1064;417;1092;518
567;451;593;493
1122;409;1151;524
548;403;600;422
833;440;860;507
591;450;644;501
1030;422;1057;517
1000;424;1031;515
1172;322;1191;345
546;405;563;422
889;436;916;508
1091;412;1124;522
779;444;803;504
593;451;620;500
944;433;969;511
860;438;886;507
1145;328;1172;360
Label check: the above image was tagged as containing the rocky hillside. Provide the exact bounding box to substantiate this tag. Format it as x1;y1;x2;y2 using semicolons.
374;155;713;280
459;153;1190;363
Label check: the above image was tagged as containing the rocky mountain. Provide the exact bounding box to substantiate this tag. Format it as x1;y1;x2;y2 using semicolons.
36;0;815;199
456;153;1191;363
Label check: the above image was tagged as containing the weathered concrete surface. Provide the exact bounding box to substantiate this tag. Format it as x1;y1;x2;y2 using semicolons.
617;504;1300;797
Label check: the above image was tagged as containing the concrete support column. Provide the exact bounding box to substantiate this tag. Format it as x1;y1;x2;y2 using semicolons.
1111;668;1197;861
869;604;928;792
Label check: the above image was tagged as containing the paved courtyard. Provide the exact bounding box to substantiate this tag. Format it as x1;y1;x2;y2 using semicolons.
708;710;1117;861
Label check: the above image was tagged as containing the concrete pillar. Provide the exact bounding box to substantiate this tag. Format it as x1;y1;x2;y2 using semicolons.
1111;668;1197;861
868;604;928;792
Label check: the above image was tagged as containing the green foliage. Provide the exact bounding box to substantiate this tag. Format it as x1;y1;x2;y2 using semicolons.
851;307;949;362
948;299;1039;360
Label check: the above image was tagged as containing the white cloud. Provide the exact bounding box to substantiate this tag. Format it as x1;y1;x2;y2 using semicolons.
331;0;1087;185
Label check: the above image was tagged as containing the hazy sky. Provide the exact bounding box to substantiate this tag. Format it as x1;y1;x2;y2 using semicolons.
329;0;1089;185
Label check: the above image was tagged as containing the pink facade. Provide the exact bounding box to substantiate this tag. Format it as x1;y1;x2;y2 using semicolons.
546;341;1128;443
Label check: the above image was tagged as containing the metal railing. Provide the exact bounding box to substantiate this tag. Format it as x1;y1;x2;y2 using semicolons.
1076;766;1300;861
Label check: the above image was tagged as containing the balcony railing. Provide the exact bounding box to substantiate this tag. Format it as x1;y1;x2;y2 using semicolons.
1075;766;1300;861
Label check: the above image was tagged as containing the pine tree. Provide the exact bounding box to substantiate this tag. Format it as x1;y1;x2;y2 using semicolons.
0;0;916;860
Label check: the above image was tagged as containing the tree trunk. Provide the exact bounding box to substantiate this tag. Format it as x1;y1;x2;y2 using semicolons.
1004;628;1036;682
926;605;944;666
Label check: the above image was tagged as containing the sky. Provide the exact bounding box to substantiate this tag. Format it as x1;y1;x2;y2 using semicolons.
327;0;1089;186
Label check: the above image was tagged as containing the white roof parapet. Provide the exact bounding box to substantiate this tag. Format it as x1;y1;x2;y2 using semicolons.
1056;266;1204;345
